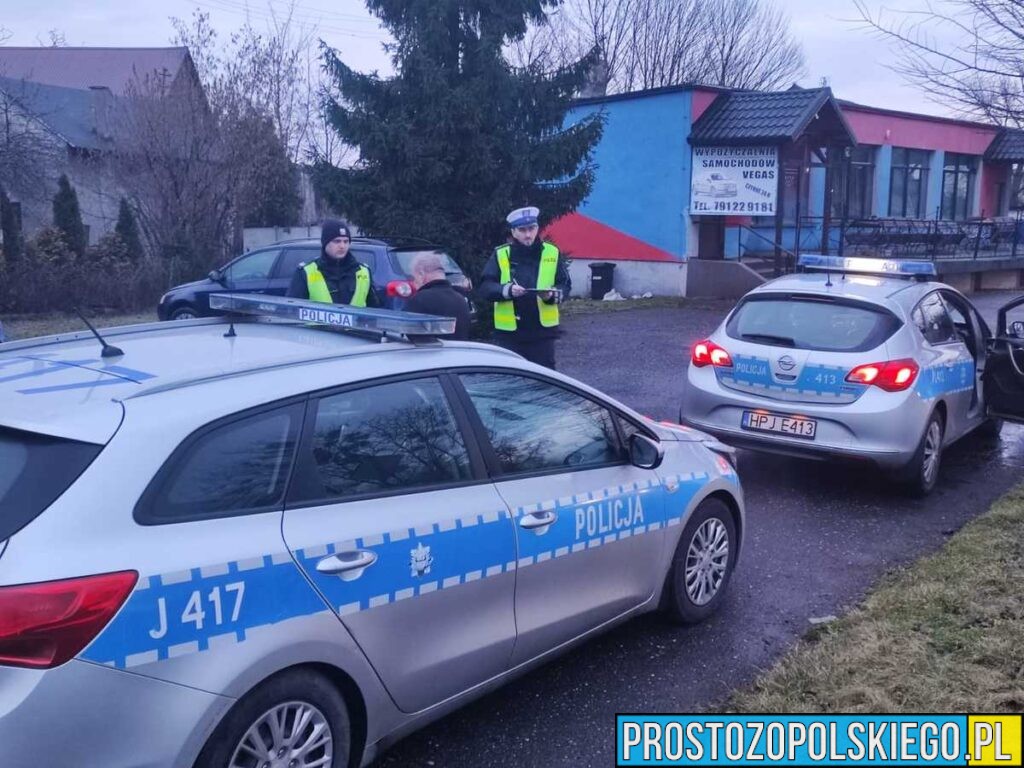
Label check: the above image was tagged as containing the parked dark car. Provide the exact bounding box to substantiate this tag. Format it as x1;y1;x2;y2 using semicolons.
157;237;474;320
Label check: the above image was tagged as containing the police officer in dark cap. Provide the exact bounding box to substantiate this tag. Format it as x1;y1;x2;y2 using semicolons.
287;219;381;307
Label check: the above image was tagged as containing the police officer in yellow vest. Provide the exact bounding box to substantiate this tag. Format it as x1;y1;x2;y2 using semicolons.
287;219;381;308
480;206;571;369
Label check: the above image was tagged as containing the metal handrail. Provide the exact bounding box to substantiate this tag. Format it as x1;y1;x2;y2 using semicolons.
735;225;800;261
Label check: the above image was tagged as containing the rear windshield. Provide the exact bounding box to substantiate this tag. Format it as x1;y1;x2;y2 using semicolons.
0;428;102;541
726;295;901;353
389;249;464;276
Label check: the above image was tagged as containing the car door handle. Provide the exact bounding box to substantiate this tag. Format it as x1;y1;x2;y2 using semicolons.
519;511;557;533
316;550;378;581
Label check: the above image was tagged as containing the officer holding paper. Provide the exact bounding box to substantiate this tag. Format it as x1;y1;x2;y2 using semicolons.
479;206;571;369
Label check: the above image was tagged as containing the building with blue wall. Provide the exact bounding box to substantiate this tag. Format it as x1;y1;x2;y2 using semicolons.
546;83;1022;297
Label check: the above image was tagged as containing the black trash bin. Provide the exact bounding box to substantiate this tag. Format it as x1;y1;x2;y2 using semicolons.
588;261;616;300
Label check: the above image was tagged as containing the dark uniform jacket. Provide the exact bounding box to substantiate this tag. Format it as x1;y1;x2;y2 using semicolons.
478;240;571;340
404;279;472;340
286;253;382;307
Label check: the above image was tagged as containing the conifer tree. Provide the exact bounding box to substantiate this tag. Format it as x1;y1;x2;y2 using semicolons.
314;0;604;277
115;197;145;261
52;174;87;257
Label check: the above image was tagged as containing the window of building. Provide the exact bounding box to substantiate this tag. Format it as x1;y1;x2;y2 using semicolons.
300;378;472;502
941;153;978;220
459;373;623;476
1009;164;1024;212
830;145;876;219
888;148;930;218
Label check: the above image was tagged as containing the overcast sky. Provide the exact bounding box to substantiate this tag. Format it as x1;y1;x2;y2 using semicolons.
2;0;955;118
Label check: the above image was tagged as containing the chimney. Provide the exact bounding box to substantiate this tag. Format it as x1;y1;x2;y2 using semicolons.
88;85;114;143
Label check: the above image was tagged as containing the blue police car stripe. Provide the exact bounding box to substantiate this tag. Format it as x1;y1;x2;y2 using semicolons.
0;359;99;384
916;360;975;400
716;355;867;401
81;551;328;669
81;472;722;670
0;357;157;395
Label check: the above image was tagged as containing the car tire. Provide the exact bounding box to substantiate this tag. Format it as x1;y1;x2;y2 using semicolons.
194;668;351;768
664;497;737;625
899;410;945;497
170;305;199;321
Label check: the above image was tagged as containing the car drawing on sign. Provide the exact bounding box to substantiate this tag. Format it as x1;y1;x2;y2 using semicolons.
693;173;738;198
681;255;1024;496
0;294;744;768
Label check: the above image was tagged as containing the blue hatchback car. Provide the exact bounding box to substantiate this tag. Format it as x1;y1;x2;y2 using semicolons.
157;237;474;320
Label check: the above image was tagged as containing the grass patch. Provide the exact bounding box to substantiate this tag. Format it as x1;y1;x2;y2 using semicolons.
3;310;158;342
725;483;1024;713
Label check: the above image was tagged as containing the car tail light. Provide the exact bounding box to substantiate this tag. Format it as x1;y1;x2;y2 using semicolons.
0;571;137;669
846;359;919;392
386;280;416;299
691;339;733;368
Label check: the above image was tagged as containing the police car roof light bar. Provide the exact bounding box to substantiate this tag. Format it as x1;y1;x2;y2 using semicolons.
208;293;457;337
797;254;937;279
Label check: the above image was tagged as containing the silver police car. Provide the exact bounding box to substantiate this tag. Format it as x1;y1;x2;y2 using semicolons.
682;256;1024;495
0;295;743;768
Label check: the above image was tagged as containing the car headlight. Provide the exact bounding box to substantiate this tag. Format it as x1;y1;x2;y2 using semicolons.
159;292;172;304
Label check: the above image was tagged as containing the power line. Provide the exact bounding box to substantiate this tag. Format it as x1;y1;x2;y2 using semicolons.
190;0;390;41
196;0;384;38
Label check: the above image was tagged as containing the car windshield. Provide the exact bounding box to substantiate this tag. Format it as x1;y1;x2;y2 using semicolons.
0;427;103;541
390;249;464;277
726;296;901;353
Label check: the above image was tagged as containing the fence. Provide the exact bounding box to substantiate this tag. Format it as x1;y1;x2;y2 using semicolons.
731;212;1024;275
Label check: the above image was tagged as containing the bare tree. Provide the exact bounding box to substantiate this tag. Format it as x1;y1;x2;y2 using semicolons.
0;79;63;211
508;0;804;95
855;0;1024;126
113;73;234;282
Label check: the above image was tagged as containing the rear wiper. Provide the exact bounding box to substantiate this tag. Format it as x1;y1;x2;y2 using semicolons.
740;333;795;347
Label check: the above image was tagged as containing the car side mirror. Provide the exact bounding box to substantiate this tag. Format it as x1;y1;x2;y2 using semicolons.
629;433;664;470
209;269;225;284
1011;320;1024;339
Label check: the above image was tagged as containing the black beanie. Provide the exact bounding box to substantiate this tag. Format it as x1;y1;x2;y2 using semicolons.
321;219;351;250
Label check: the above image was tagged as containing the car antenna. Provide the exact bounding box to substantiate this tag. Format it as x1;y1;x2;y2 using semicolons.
75;308;124;358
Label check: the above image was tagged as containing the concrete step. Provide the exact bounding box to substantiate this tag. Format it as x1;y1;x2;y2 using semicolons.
741;255;778;279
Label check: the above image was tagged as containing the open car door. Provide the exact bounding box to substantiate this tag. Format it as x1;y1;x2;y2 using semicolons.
984;295;1024;424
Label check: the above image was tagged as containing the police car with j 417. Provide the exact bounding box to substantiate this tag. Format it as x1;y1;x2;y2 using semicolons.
0;294;744;768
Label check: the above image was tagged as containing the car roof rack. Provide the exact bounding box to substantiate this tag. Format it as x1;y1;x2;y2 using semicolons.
209;293;456;343
797;254;937;280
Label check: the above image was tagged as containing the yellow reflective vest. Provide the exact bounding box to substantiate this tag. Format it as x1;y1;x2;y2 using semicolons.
493;243;560;331
303;261;370;307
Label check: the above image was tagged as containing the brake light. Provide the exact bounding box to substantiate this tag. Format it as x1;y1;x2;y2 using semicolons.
386;280;416;299
846;359;919;392
691;339;733;368
0;571;137;669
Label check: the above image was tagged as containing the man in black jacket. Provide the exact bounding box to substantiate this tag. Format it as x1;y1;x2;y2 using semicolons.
404;252;471;339
287;219;381;307
478;206;571;369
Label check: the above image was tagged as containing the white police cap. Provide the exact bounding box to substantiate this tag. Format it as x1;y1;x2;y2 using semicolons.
506;206;540;228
